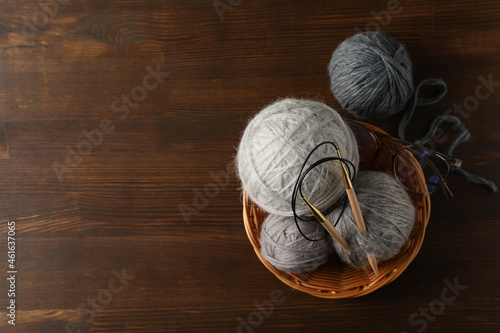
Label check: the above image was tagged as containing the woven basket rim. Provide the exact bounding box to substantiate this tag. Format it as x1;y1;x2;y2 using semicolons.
242;121;431;298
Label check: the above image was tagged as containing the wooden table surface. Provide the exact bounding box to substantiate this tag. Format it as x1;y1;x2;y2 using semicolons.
0;0;499;332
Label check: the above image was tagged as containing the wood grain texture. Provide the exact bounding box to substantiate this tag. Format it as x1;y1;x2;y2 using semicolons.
0;0;499;332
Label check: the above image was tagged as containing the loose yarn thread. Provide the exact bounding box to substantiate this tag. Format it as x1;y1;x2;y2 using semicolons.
414;115;498;192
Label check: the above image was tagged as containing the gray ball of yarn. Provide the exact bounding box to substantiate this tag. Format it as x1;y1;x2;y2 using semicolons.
328;171;416;268
260;213;332;273
236;98;359;216
328;32;414;119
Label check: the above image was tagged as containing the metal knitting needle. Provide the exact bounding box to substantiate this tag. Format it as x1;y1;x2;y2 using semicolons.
302;196;350;252
336;150;379;276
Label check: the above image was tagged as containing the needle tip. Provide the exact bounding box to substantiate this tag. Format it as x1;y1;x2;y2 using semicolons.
368;255;379;276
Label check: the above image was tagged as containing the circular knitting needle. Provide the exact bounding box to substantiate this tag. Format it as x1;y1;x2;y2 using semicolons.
302;196;350;252
336;150;379;276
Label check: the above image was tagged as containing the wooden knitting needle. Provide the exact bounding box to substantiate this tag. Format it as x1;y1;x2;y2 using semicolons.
336;150;379;276
302;196;350;252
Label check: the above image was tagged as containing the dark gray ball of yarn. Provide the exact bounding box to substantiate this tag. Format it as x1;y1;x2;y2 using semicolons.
328;32;414;119
260;213;332;273
328;171;416;268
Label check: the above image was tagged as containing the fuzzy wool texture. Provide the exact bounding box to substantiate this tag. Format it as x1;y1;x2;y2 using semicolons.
236;98;359;216
328;171;416;268
328;32;414;119
260;213;332;273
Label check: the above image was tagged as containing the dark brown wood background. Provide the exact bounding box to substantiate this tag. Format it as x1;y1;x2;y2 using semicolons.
0;0;499;332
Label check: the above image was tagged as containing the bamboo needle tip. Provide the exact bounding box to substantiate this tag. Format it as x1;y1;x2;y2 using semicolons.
368;255;379;276
302;196;350;252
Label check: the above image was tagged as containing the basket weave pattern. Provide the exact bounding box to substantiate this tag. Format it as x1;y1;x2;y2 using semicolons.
242;122;431;298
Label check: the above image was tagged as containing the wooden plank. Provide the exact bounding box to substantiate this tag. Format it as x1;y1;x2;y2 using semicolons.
0;0;499;332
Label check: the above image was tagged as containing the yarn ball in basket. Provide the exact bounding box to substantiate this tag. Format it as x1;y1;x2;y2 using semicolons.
328;32;414;119
260;213;332;273
328;171;416;268
236;98;359;216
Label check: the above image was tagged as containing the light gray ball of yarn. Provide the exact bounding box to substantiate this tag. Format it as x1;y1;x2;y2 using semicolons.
260;213;332;273
328;32;414;119
236;98;359;216
328;171;416;268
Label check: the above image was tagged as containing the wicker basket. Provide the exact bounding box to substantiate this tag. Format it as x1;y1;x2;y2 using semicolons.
242;121;431;298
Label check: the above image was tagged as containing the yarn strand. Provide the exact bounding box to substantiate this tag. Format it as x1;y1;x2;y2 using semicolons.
413;115;498;192
397;78;448;140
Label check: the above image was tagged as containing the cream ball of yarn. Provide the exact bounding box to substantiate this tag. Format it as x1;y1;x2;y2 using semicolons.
236;98;359;216
260;213;332;273
328;171;416;268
